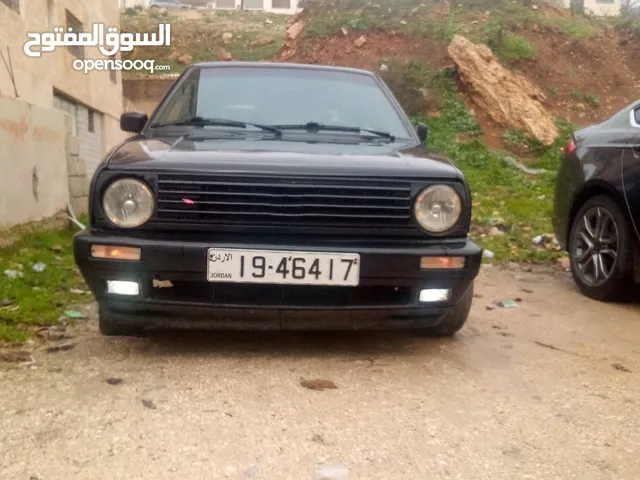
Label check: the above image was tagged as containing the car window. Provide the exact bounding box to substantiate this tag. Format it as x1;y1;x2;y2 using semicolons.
634;108;640;127
153;67;414;139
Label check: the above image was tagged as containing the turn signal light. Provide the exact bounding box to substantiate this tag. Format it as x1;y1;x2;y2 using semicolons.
564;138;577;157
420;256;465;269
91;245;141;261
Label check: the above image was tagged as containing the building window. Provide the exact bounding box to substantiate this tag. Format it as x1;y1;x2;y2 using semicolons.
244;0;263;9
65;10;84;60
0;0;20;13
272;0;290;8
88;110;95;133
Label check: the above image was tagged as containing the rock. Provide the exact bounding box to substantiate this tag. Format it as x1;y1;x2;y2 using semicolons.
217;47;232;61
142;398;157;409
447;35;558;145
379;63;389;72
353;35;367;48
222;31;233;44
46;341;77;353
51;244;63;253
0;350;33;363
300;378;338;391
489;226;504;237
418;87;428;99
400;20;407;25
557;257;570;271
106;377;123;385
612;362;631;373
286;20;305;41
265;18;273;24
340;27;348;36
69;288;87;294
314;462;349;480
482;249;495;259
248;37;273;47
177;54;192;65
1;298;13;307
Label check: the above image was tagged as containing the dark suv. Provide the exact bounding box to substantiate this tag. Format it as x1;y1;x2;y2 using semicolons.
74;62;482;337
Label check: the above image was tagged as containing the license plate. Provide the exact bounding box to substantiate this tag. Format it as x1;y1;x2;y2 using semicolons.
206;248;360;286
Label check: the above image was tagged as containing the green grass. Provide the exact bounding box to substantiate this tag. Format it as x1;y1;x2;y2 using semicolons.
543;18;599;39
420;71;571;263
0;221;90;344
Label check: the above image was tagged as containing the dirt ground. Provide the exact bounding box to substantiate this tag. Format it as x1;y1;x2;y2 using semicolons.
1;266;639;480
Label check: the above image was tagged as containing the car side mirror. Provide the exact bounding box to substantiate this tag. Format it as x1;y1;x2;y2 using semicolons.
120;112;148;133
416;122;428;144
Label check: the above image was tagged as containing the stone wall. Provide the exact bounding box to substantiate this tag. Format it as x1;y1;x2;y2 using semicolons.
66;136;89;216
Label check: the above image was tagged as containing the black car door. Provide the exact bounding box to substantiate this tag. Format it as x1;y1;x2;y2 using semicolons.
621;105;640;243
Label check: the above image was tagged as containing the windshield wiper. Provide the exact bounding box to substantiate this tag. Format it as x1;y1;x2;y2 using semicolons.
151;116;281;136
272;122;395;142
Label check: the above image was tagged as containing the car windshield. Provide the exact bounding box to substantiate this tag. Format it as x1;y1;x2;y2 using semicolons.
150;66;415;140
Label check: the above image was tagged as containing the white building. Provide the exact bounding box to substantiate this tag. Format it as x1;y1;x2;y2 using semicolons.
206;0;301;14
118;0;150;7
556;0;623;16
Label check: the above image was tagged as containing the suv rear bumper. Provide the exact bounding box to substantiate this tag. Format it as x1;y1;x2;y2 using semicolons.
74;231;483;330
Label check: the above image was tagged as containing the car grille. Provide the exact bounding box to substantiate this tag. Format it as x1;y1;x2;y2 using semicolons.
154;173;418;234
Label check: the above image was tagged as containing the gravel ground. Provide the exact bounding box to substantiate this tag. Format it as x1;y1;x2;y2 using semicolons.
1;266;639;480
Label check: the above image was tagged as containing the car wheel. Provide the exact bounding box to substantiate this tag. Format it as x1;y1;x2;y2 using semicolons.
417;282;474;337
568;195;633;301
99;306;145;337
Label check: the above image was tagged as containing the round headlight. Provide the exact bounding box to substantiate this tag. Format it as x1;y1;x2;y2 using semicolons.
103;178;154;228
414;185;462;233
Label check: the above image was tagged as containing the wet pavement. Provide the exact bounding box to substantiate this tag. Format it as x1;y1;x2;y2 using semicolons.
1;266;639;480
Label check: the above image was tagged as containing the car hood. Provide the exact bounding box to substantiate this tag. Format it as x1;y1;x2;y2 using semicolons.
105;134;461;179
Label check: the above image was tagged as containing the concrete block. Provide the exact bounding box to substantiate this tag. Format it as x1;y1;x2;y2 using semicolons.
67;136;80;156
67;155;87;177
70;196;88;215
68;176;86;197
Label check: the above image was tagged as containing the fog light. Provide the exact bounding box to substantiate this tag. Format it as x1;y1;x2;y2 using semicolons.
92;245;141;261
107;280;139;296
419;288;450;302
420;256;465;269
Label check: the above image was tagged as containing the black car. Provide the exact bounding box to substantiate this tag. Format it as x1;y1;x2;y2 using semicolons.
553;99;640;301
73;62;482;337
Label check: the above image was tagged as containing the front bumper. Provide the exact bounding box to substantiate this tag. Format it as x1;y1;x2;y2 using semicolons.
74;231;483;330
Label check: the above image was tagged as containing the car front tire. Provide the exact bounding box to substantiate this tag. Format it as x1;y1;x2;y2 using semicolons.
99;306;145;337
568;195;633;301
418;282;474;337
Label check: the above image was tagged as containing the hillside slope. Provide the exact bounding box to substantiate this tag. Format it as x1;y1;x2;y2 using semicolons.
277;1;639;145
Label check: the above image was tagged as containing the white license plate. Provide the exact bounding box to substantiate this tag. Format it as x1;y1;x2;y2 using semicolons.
206;248;360;286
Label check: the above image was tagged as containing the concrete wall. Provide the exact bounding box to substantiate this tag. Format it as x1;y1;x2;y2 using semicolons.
123;76;178;116
0;0;127;157
0;97;70;228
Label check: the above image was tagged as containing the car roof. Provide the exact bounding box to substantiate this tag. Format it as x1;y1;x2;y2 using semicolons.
192;61;377;77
